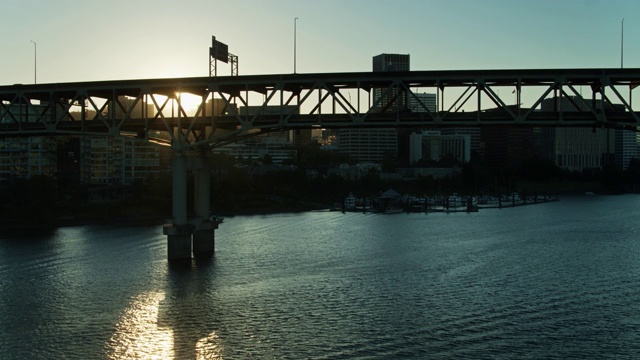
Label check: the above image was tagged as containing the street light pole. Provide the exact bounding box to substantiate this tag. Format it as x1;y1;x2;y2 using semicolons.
294;17;298;74
30;40;37;84
621;18;624;68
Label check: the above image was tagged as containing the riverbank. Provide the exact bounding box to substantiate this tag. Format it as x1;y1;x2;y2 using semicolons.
0;197;332;231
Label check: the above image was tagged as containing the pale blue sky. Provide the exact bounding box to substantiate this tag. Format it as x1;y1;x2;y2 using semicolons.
0;0;638;84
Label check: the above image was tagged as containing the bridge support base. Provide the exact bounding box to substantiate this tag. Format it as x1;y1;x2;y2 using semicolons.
193;220;219;258
164;224;195;261
167;234;192;260
193;229;215;258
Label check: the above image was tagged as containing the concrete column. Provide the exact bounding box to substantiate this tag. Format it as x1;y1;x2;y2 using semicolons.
193;160;215;258
164;152;192;260
194;165;211;220
172;153;188;225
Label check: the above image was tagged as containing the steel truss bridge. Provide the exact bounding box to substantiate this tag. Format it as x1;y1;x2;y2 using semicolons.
2;68;640;260
2;68;640;150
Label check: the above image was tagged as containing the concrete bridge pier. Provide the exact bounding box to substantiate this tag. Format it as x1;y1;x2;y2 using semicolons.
164;152;194;260
192;164;217;258
163;151;220;260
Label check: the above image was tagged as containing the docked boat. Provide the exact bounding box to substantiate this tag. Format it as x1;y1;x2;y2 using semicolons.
447;193;462;208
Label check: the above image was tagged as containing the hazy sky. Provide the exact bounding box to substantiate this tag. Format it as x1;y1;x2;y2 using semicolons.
1;0;638;84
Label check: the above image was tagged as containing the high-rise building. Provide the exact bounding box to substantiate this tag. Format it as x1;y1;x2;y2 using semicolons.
373;53;410;72
372;54;410;112
408;92;436;113
337;54;410;164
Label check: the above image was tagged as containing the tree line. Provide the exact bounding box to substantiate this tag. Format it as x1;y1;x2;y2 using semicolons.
2;141;640;224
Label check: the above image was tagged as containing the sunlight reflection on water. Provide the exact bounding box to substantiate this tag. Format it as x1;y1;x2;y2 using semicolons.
105;291;222;359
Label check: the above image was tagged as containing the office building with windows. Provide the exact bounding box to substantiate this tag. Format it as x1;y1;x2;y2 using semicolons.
337;54;410;163
409;131;471;164
539;97;615;171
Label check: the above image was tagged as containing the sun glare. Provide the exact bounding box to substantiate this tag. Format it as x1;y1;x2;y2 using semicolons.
176;93;206;115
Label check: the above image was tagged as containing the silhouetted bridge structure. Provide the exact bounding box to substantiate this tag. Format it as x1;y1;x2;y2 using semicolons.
2;68;639;259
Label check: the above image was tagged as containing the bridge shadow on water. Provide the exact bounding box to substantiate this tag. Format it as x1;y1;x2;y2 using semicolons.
158;257;224;359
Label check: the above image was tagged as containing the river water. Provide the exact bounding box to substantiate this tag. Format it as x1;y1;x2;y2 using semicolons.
1;195;640;359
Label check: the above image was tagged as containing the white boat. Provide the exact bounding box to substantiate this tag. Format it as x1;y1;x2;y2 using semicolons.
343;192;357;210
209;214;224;223
447;194;462;208
501;192;521;203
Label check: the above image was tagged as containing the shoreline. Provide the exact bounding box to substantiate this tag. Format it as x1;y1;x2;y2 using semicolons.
0;193;625;232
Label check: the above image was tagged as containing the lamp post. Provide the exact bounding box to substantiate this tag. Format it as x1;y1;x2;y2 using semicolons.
30;40;37;84
294;17;298;74
621;18;624;68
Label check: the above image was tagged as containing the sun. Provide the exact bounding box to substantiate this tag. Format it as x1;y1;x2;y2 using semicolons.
176;92;207;116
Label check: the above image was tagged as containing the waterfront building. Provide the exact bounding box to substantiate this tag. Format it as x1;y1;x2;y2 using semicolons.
482;127;536;167
337;128;397;163
0;137;57;185
441;127;482;157
80;136;164;185
406;94;482;161
0;97;167;187
409;131;470;164
215;105;299;163
615;128;638;171
0;104;57;185
539;97;615;171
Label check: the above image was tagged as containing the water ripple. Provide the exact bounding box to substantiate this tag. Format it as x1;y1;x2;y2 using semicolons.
2;196;640;358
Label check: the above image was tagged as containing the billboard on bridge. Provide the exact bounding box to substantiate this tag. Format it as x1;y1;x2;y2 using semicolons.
210;36;229;63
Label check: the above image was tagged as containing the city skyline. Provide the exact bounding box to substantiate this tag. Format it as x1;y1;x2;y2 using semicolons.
1;0;638;85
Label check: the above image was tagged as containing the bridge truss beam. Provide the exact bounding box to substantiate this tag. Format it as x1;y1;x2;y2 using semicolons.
2;68;640;152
